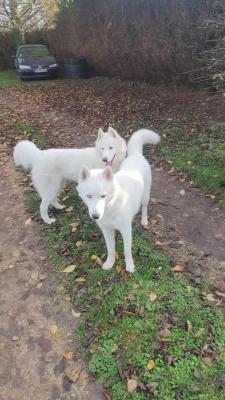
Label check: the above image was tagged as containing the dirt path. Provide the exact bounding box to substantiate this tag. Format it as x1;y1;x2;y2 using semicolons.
0;145;104;399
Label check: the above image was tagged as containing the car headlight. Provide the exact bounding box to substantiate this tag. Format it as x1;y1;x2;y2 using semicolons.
19;65;31;70
49;63;58;68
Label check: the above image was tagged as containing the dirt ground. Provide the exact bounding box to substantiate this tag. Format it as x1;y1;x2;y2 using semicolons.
1;78;225;398
0;144;104;398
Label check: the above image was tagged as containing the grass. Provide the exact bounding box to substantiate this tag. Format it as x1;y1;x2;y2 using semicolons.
24;181;225;400
0;70;20;86
158;123;225;206
9;118;47;148
12;117;225;399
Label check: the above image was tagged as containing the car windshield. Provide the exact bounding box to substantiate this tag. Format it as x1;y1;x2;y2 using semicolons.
19;46;50;57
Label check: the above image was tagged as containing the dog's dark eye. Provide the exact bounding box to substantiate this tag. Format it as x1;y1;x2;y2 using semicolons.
101;194;106;198
109;146;113;149
87;194;92;199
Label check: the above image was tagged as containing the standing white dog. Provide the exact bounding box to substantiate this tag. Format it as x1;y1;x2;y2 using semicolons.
13;127;126;224
77;129;160;273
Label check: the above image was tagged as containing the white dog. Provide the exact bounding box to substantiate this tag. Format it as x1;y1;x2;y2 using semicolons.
13;127;126;224
77;129;160;273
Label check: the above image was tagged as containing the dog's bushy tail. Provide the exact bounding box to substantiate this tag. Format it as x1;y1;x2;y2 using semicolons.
127;129;160;156
13;140;41;170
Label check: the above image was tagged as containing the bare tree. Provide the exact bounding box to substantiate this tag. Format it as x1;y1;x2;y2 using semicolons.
0;0;58;43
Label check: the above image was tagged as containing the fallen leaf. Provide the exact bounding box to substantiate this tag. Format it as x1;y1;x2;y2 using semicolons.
71;222;79;232
160;324;171;338
79;370;88;379
72;309;81;318
63;265;76;273
147;359;155;370
186;320;193;331
31;271;39;280
49;324;58;338
116;265;122;273
150;218;158;225
8;264;15;269
202;356;212;365
65;207;73;213
91;255;97;260
65;351;75;360
206;293;216;302
127;379;138;393
193;368;201;379
12;336;19;341
75;241;82;247
179;190;186;196
127;293;136;301
155;166;163;172
24;217;32;225
67;364;82;382
39;255;47;261
149;293;157;302
37;282;43;289
171;265;184;273
75;277;86;284
187;286;192;293
195;327;205;338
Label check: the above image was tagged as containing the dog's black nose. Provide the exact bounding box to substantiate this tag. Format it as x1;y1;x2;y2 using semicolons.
92;213;100;220
102;158;108;162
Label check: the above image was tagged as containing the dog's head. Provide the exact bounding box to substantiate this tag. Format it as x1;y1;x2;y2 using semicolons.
77;166;115;221
95;126;126;170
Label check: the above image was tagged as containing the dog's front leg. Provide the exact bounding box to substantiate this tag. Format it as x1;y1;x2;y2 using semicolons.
101;228;115;270
120;224;135;273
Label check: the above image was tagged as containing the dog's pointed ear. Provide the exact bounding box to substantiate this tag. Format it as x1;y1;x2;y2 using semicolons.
97;128;105;140
103;166;113;181
80;166;90;181
108;126;118;138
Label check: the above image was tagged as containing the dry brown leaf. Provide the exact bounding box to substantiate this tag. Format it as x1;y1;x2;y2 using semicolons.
67;364;82;382
72;309;81;318
160;324;171;338
179;190;186;196
91;254;97;260
31;271;39;280
49;324;58;338
194;327;205;338
202;357;212;365
24;217;32;225
150;218;158;225
116;265;122;273
171;265;184;273
39;255;47;261
37;282;43;289
149;293;157;302
147;359;155;370
8;264;15;269
75;277;86;284
63;265;76;273
64;351;75;360
127;379;138;393
206;293;216;302
65;206;73;213
75;241;82;248
127;294;136;301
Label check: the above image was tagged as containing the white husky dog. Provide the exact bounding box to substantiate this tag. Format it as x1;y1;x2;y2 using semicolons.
77;129;160;273
13;127;126;224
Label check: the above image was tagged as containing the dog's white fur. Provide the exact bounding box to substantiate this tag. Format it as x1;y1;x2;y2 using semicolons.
77;129;160;273
13;127;126;224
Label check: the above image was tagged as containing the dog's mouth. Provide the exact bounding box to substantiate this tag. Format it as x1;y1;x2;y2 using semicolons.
105;153;116;167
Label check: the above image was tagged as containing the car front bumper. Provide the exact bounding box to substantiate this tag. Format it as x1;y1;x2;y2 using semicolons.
19;68;58;79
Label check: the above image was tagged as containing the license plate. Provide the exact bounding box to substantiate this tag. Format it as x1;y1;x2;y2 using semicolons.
34;68;47;73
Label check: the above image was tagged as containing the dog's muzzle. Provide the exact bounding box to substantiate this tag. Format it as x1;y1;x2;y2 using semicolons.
103;153;116;167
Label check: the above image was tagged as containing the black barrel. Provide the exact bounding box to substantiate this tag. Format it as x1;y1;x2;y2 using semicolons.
64;57;90;79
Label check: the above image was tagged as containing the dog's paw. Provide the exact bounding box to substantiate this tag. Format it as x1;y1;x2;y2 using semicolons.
44;218;56;225
141;218;148;226
102;261;114;270
126;263;135;273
